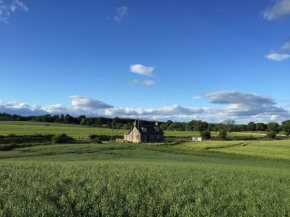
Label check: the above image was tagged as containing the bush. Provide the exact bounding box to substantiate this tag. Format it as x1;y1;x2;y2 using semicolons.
52;134;74;144
200;130;211;140
219;129;227;140
267;131;276;139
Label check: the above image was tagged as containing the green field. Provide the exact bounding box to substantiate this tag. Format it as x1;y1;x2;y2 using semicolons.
0;121;266;138
1;140;290;216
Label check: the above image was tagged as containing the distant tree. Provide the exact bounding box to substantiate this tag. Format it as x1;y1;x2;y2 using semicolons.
267;131;277;139
16;116;22;121
166;120;173;125
267;122;280;133
186;120;196;131
194;121;208;132
238;124;247;132
60;114;65;123
52;115;60;123
94;118;102;127
64;114;73;124
116;123;124;129
167;122;185;131
223;119;235;132
200;130;211;140
80;118;87;125
256;123;266;131
216;123;225;131
247;122;256;131
107;122;112;129
160;123;168;131
281;120;290;136
219;129;227;140
78;115;86;123
86;118;94;126
124;123;133;130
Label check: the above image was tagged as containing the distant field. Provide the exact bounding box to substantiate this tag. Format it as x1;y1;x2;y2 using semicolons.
0;142;290;216
0;121;266;138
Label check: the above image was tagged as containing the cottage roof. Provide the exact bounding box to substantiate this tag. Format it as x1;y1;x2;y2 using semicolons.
125;125;164;135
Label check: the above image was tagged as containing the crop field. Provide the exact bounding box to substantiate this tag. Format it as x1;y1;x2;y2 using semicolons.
0;121;266;138
0;140;290;216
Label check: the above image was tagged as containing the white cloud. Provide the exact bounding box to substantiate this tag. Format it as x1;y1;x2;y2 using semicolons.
0;0;28;24
70;96;113;109
1;92;289;123
133;79;156;87
261;0;290;20
192;96;202;99
281;42;290;51
114;6;128;23
130;64;155;76
265;53;290;61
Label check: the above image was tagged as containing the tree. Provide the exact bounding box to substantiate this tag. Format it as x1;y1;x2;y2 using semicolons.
223;119;235;132
59;114;64;123
238;124;247;131
107;122;112;129
64;114;73;124
267;122;280;133
166;120;173;125
219;129;227;140
80;118;87;125
167;122;185;131
94;118;102;127
116;123;124;129
186;120;196;131
256;123;266;131
247;122;256;131
200;130;211;140
280;120;290;136
267;131;276;139
124;123;133;130
194;121;208;132
160;123;168;131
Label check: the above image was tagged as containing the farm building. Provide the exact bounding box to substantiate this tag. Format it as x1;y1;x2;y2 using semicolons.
124;121;164;143
192;136;203;142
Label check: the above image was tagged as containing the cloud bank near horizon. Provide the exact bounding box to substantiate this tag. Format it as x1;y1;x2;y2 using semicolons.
1;91;289;124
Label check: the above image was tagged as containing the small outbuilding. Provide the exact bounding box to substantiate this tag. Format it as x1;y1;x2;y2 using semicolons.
124;121;164;143
192;136;203;142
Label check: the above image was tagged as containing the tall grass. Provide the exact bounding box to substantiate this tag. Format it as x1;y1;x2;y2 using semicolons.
0;143;290;216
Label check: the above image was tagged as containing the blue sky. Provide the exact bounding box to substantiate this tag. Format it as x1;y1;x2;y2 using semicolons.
0;0;290;123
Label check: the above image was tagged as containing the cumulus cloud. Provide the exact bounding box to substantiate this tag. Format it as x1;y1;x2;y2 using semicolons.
0;0;28;24
114;6;128;23
133;79;156;87
265;53;290;61
70;96;113;109
1;92;289;123
130;64;155;77
261;0;290;20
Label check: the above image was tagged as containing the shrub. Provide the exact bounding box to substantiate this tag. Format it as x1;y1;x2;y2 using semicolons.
219;129;227;140
52;134;74;144
267;131;276;139
200;130;211;140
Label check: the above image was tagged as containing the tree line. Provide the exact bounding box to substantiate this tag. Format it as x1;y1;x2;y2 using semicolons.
1;113;289;136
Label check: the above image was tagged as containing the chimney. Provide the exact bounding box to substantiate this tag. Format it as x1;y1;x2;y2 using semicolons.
155;121;159;126
134;120;137;127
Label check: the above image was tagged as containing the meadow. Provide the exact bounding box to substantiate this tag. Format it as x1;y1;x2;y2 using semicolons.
0;121;266;138
1;140;290;216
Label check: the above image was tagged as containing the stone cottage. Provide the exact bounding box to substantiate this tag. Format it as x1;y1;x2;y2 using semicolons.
124;121;164;143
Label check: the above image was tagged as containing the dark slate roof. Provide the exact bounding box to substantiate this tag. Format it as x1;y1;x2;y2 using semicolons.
125;125;164;135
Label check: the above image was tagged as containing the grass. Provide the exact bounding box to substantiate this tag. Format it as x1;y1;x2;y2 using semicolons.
0;141;290;216
0;121;266;138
